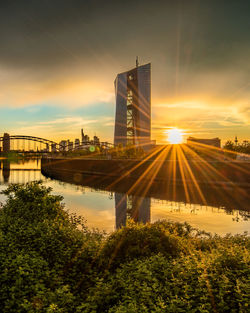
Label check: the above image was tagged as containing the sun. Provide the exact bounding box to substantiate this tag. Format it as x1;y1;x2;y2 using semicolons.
166;128;183;144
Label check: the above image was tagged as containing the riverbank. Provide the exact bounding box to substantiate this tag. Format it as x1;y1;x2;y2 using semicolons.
42;156;250;187
0;182;249;312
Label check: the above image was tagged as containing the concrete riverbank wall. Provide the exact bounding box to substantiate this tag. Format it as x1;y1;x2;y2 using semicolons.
41;157;250;186
41;157;250;211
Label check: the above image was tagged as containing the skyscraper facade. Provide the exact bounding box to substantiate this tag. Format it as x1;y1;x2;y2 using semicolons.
3;133;10;153
114;62;151;148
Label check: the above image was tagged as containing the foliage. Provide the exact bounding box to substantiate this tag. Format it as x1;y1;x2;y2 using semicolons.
0;182;249;312
97;220;195;272
0;182;102;312
83;247;249;313
224;140;250;154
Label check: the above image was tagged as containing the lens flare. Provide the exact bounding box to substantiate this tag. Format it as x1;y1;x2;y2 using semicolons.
167;128;183;144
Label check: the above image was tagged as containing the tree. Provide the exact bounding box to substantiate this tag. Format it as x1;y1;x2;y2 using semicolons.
224;140;235;151
224;140;250;155
0;181;102;312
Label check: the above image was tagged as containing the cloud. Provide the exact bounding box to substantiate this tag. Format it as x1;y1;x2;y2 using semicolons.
11;124;53;135
154;102;203;109
103;122;114;127
152;99;250;143
39;117;98;126
0;72;114;108
6;114;115;143
1;0;250;141
237;103;250;123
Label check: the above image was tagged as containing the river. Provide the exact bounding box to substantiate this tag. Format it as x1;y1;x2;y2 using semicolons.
0;158;249;235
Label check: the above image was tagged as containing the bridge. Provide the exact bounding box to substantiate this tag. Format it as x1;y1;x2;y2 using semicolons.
0;134;114;153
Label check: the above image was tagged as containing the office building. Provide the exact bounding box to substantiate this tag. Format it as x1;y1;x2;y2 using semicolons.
81;129;90;145
67;140;73;151
114;61;151;148
187;137;221;148
75;139;80;150
3;133;10;153
93;135;100;145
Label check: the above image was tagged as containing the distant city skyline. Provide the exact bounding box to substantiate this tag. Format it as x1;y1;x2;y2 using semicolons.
0;0;249;144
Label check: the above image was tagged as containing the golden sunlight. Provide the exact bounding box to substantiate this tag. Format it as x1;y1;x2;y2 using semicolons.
166;128;183;144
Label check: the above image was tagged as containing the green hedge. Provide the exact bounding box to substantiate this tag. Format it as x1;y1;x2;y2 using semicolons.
0;182;249;312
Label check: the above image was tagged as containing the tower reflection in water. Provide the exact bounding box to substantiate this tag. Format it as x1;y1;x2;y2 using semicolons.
115;193;151;228
2;160;10;183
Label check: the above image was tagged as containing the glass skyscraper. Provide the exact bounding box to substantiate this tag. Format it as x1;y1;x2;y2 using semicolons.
114;63;151;148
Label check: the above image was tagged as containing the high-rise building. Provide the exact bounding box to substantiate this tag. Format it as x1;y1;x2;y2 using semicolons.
114;61;151;148
67;140;73;151
81;129;90;145
3;133;10;153
81;129;84;145
187;137;221;148
93;135;100;145
75;139;80;150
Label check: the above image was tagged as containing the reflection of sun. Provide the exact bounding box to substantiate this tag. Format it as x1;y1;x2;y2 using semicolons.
167;128;183;144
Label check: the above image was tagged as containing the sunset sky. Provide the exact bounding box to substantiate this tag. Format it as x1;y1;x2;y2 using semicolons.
0;0;249;144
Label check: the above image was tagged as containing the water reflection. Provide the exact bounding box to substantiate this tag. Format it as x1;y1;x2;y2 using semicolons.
0;159;42;184
41;166;250;211
0;159;249;234
115;194;150;228
41;166;250;229
2;159;10;183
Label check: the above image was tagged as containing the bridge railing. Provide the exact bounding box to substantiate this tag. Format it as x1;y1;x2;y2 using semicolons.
0;135;115;153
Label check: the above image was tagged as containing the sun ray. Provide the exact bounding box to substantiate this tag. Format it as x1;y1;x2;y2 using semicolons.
166;145;177;201
187;141;250;176
179;145;207;204
107;144;166;189
115;145;171;212
182;143;248;206
175;145;190;203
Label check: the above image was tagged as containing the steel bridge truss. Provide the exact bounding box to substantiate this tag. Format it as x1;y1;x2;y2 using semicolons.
0;135;114;153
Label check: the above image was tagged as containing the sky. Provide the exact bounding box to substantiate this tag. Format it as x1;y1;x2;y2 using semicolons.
0;0;249;144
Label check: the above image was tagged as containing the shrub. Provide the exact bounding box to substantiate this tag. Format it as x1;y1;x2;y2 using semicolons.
0;182;102;312
0;182;249;312
97;221;192;272
83;246;249;313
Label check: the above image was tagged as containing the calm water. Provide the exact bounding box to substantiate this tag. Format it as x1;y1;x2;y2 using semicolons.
0;158;249;235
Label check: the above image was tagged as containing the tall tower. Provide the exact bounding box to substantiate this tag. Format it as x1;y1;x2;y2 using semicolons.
3;133;10;153
114;62;151;148
235;136;238;145
81;129;84;144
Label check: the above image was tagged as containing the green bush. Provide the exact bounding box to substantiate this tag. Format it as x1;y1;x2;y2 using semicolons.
83;247;249;313
97;221;192;272
0;182;249;312
0;182;102;312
